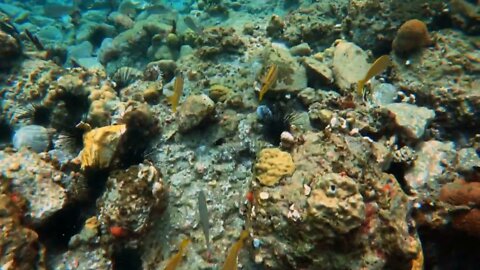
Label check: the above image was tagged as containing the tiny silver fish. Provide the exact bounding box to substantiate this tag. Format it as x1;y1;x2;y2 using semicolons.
198;190;210;251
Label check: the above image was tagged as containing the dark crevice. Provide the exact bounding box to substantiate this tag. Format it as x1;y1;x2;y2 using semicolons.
0;119;13;144
386;162;411;195
35;203;86;250
112;248;142;270
35;169;109;252
418;226;480;270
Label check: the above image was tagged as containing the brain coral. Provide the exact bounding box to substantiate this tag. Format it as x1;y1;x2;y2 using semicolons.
255;148;295;186
393;19;431;55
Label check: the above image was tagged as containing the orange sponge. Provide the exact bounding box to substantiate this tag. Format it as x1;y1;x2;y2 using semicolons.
453;209;480;236
439;179;480;206
392;19;431;55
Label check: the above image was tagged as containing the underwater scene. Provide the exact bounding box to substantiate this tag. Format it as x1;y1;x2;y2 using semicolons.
0;0;479;269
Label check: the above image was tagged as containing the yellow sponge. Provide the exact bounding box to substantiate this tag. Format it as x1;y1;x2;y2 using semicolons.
255;148;295;186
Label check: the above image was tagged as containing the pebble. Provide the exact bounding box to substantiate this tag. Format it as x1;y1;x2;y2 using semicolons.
8;162;21;171
259;191;269;200
13;125;50;153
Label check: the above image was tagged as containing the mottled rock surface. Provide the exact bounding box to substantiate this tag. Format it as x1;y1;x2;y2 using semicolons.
177;94;215;133
385;103;435;140
332;40;369;92
0;149;67;225
404;140;456;196
0;192;43;270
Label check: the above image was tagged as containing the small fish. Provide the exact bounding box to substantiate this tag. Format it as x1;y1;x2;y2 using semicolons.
357;55;391;98
259;64;278;101
168;74;184;113
198;190;211;252
183;16;203;34
24;29;44;51
164;238;191;270
222;230;250;270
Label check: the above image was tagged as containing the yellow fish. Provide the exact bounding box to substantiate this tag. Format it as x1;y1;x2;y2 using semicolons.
357;55;391;97
164;238;190;270
168;74;184;113
259;64;278;101
222;230;250;270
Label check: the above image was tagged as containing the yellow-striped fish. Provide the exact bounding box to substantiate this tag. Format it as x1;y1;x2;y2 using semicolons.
357;55;391;97
222;230;250;270
168;74;184;113
259;64;278;101
164;238;190;270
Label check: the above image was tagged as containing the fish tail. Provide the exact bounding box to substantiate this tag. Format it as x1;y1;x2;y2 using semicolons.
357;80;365;97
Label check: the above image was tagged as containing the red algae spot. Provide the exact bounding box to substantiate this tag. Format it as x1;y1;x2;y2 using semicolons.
109;226;127;237
245;191;254;203
392;19;431;55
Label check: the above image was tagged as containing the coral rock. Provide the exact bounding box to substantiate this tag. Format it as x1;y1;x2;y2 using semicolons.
0;193;42;269
261;43;307;94
0;30;21;67
78;124;126;170
177;94;215;133
254;148;295;186
384;103;435;140
393;19;431;55
97;163;166;238
307;173;366;234
404;140;455;196
332;40;369;92
0;149;67;225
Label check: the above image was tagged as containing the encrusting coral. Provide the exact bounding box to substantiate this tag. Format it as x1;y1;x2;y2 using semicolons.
254;147;295;186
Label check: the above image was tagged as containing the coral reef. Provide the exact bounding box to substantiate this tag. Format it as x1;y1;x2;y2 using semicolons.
0;0;479;269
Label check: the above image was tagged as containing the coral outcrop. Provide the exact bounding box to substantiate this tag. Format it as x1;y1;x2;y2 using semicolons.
307;173;366;234
250;132;420;269
97;162;166;241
